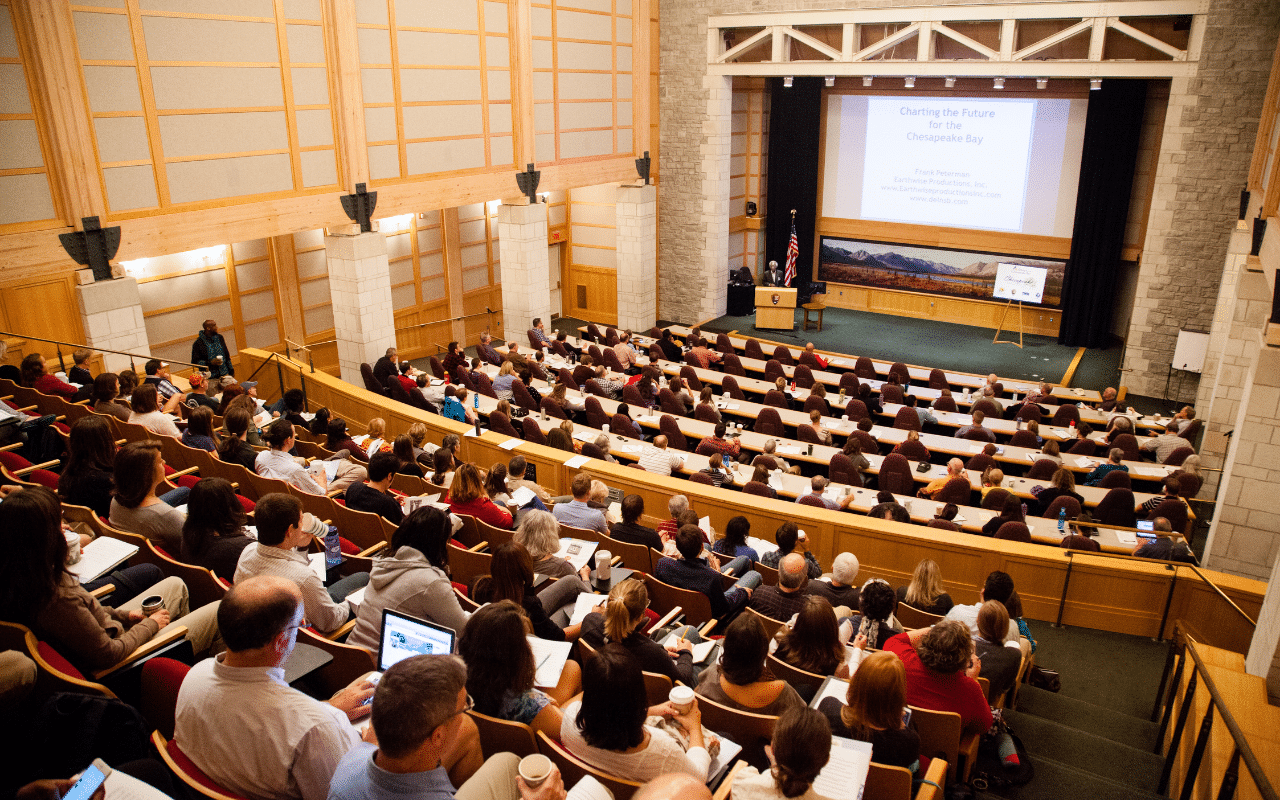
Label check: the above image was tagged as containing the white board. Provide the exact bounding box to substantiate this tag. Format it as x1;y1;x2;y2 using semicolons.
1172;329;1209;373
992;262;1048;304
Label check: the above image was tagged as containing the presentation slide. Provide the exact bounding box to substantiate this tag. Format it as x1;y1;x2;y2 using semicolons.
822;94;1087;237
993;262;1048;303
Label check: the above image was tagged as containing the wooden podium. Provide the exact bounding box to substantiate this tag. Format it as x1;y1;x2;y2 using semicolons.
755;287;797;330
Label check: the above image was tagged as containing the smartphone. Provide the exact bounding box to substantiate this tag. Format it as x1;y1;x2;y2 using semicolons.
64;760;111;800
901;707;913;727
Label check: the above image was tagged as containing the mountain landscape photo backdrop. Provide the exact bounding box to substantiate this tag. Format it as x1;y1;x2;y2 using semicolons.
818;237;1066;307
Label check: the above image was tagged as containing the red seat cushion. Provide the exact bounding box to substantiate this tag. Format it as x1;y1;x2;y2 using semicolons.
452;581;469;597
338;536;360;555
236;495;256;513
167;739;249;800
37;641;86;679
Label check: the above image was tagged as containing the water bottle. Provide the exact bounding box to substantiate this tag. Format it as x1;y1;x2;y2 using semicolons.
1058;506;1067;532
324;524;342;570
1021;502;1028;518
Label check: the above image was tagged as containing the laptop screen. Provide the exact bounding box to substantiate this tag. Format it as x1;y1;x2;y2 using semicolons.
1136;520;1154;532
378;610;456;671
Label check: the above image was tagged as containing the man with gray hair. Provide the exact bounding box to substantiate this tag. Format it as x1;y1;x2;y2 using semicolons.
328;654;591;800
755;438;798;474
476;333;503;367
919;458;965;500
806;551;861;610
591;433;617;463
794;475;839;509
747;552;810;620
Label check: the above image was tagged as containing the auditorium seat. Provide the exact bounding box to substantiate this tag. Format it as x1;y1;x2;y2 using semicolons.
772;345;794;366
842;398;869;422
717;333;735;355
889;362;911;384
723;353;746;376
1067;438;1097;456
1164;446;1195;466
754;408;784;437
933;395;958;412
934;477;972;506
1111;433;1141;462
1051;405;1081;426
1015;404;1043;424
829;453;862;487
622;384;648;408
995;522;1031;542
893;406;921;431
1008;430;1039;449
763;360;785;383
1041;495;1082;520
658;389;686;416
584;397;609;429
679;366;703;392
1094;488;1137;527
929;369;949;390
557;368;578;390
1099;470;1132;490
793;365;815;389
762;390;788;409
881;384;904;405
839;372;861;392
522;417;547;444
659;415;689;451
878;454;915;495
695;404;721;425
966;453;996;473
721;376;746;400
744;339;767;361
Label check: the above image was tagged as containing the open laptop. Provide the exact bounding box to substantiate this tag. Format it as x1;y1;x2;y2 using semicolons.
360;610;457;706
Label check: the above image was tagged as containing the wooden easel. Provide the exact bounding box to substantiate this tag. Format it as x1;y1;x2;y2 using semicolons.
992;300;1024;348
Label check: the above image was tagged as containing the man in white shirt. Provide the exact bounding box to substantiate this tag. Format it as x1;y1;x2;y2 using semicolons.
1140;422;1193;463
638;435;685;476
944;570;1029;658
175;576;374;800
257;419;327;494
234;493;368;635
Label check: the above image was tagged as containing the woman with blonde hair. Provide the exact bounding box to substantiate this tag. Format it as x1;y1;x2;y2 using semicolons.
514;509;591;582
1170;453;1203;498
446;462;512;529
363;417;390;459
818;650;921;770
547;423;576;453
492;360;518;399
579;578;701;685
560;419;583;453
896;558;953;616
805;408;832;446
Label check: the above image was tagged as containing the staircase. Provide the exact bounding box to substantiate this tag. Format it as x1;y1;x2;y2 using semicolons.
973;685;1167;800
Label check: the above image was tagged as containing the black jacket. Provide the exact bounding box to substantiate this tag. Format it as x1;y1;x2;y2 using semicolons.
191;331;234;377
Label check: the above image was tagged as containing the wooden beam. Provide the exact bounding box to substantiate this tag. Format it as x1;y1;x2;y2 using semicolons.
321;0;369;191
631;0;650;157
509;0;535;168
441;206;466;347
267;234;304;347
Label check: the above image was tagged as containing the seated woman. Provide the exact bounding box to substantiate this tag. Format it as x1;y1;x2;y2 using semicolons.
745;465;778;499
215;408;259;472
695;613;805;716
613;404;644;439
891;429;929;460
712;515;759;561
560;643;711;783
391;434;424;477
981;495;1026;537
840;438;871;476
847;579;902;651
547;424;576;454
973;600;1023;707
20;353;79;400
804;409;833;447
128;384;180;437
180;406;218;452
1037;438;1062;467
256;419;328;495
818;650;921;771
307;406;331;438
808;384;832;417
222;393;265;446
515;510;591;580
491;361;518;400
885;621;991;738
698;453;732;489
428;447;455;489
0;486;221;675
1033;468;1084;517
459;600;582;742
446;462;513;529
362;417;391;460
580;578;699;687
58;415;117;518
326;418;364;460
896;559;954;616
471;541;583;641
348;506;469;651
180;477;254;581
772;596;851;683
109;441;188;554
116;369;139;403
91;372;131;422
730;707;834;800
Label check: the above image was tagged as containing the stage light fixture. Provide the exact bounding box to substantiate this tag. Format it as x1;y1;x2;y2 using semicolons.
904;76;915;88
992;77;1005;90
944;77;956;89
783;76;793;88
1090;79;1103;90
862;76;873;88
1036;78;1048;90
824;76;835;87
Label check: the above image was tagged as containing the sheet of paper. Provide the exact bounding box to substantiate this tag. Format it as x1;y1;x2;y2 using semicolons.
352;434;369;445
623;444;642;453
706;736;744;786
564;454;591;469
660;633;718;663
1076;456;1095;468
573;428;596;441
529;636;573;688
811;736;874;799
464;427;479;437
345;586;367;610
308;552;327;583
1114;529;1138;546
104;765;178;800
556;538;598;572
323;459;340;484
809;675;852;710
745;535;775;556
498;438;523;450
568;593;609;626
68;537;139;583
511;486;537;507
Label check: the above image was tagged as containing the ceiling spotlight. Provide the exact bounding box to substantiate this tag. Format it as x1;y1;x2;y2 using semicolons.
783;76;793;88
944;77;956;89
825;76;835;87
992;77;1005;90
904;76;915;89
1090;78;1102;90
1036;78;1048;90
863;76;873;88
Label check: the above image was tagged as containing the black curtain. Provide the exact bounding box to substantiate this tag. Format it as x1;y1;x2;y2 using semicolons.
764;77;823;284
1058;80;1148;348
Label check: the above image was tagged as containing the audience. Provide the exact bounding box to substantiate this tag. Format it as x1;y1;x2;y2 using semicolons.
581;578;700;686
471;541;582;641
805;552;861;609
1083;448;1129;486
772;596;850;680
345;451;406;524
945;571;1027;657
818;650;921;771
760;522;822;580
897;559;954;616
109;441;188;554
712;515;759;560
610;494;664;552
447;463;514;529
886;620;992;737
655;525;760;619
180;477;254;581
973;600;1023;706
217;407;260;471
748;553;811;621
847;579;902;650
90;372;131;421
552;473;608;535
257;419;328;494
57;415;117;518
695;613;806;716
20;353;79;400
129;384;181;436
516;509;591;580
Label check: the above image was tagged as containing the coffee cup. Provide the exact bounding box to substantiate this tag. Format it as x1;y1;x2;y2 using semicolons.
518;754;553;788
64;529;82;565
141;595;165;616
669;685;695;713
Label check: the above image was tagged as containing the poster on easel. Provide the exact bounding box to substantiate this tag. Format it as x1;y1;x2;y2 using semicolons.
993;263;1048;304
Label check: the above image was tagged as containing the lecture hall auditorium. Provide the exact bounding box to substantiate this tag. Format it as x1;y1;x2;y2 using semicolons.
1;0;1279;798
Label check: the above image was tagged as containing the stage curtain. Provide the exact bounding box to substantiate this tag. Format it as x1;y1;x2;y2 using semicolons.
765;77;823;281
1058;80;1148;348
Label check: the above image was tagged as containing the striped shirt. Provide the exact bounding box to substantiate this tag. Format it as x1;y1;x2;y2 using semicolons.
638;446;685;476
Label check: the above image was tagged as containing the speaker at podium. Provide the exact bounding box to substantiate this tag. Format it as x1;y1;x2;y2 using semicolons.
755;287;797;330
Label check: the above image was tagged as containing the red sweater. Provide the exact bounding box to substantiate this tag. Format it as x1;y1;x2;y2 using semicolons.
35;374;79;399
885;632;992;735
447;494;513;529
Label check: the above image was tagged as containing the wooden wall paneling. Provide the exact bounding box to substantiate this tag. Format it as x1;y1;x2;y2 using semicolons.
441;205;466;346
120;0;168;208
271;0;302;191
8;0;98;228
0;274;85;353
817;217;1073;261
321;0;367;190
1248;38;1280;191
510;0;536;167
1120;83;1168;260
631;0;649;157
268;233;306;348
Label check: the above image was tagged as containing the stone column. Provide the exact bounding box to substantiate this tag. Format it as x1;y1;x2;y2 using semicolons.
496;201;551;346
74;277;151;372
615;182;657;332
1247;547;1280;702
325;228;395;385
695;74;733;323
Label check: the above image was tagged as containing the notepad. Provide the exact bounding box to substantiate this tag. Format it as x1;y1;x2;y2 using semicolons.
308;552;327;582
568;593;609;625
1114;529;1138;546
510;486;537;508
660;633;717;664
556;538;597;572
68;537;139;583
499;438;523;450
564;454;591;469
809;675;852;710
529;636;573;688
811;737;874;799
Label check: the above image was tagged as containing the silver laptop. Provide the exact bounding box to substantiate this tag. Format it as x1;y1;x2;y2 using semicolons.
362;611;457;704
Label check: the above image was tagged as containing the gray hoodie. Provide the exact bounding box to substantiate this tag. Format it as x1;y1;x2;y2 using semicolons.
346;546;471;652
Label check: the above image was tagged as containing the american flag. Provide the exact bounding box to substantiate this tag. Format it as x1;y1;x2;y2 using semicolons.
783;216;798;287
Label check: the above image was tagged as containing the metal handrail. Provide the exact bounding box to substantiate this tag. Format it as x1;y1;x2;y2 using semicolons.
284;308;499;373
1185;564;1256;626
0;330;203;373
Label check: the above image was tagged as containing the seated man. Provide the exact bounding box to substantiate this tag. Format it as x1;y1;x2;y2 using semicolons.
143;359;182;403
1172;405;1196;435
759;521;822;579
442;341;468;380
234;493;369;635
257;419;328;495
747;553;810;621
954;410;997;443
184;372;221;411
919;458;965;500
638;435;685;476
68;348;93;385
609;494;664;552
373;347;398;386
442;387;476;425
476;332;503;366
507;455;553;506
1133;517;1196;563
530;317;552;348
684;340;722;370
1099;386;1119;412
654;525;760;619
1140;422;1193;463
344;451;404;524
592;366;623;400
175;576;375;800
794;475;838;510
613;332;640;374
755;439;799;474
944;570;1028;658
905;394;937;426
696;422;741;462
552;473;608;535
805;551;860;609
803;342;827;369
329;653;572;800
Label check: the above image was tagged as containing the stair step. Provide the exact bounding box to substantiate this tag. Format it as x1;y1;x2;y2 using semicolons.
1004;710;1164;792
1014;685;1160;751
974;753;1168;800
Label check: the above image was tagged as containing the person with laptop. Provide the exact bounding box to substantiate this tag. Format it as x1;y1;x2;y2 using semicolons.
347;507;471;653
234;493;369;636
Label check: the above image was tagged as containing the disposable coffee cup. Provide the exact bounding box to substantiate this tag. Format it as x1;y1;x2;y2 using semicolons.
669;685;695;713
141;595;165;616
64;530;81;565
518;754;552;788
595;550;611;582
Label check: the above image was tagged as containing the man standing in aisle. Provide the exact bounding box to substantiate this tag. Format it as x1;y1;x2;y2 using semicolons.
192;319;236;387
